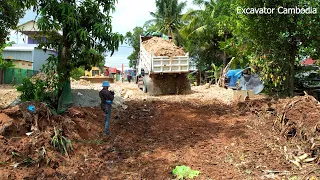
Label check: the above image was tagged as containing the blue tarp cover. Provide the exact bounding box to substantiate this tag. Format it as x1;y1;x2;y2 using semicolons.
226;69;242;87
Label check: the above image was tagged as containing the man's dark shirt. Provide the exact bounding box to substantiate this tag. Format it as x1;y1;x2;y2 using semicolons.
99;88;114;111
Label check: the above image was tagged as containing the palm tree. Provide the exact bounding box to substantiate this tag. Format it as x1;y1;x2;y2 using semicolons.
180;0;215;39
145;0;187;41
180;0;233;67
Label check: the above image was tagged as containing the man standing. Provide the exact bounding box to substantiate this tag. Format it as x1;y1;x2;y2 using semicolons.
127;73;132;83
99;81;114;135
121;73;125;83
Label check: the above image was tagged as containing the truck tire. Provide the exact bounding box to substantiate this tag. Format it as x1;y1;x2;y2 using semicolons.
137;76;144;90
143;83;147;93
136;75;141;84
143;75;149;93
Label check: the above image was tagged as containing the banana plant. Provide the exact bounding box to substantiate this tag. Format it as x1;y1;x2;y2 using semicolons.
213;63;223;84
207;63;223;85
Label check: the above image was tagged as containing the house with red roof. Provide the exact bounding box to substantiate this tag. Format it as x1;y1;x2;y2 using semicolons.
301;57;318;65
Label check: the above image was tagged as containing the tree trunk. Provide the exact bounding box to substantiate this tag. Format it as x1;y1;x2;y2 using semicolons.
58;46;70;79
0;69;3;84
58;26;72;81
56;30;72;112
196;65;201;86
199;67;201;85
287;15;298;97
288;44;297;96
222;51;227;68
222;34;228;67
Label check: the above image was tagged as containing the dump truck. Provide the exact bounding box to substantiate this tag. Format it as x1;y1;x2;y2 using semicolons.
136;36;191;95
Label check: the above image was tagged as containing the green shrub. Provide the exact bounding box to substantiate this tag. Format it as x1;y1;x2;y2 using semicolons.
187;73;195;83
16;78;58;107
16;55;60;108
16;78;36;101
70;67;85;80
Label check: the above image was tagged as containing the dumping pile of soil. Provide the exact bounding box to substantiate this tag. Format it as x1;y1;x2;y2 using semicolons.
142;37;186;57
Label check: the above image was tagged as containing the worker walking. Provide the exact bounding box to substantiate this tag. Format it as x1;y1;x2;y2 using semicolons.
99;81;114;135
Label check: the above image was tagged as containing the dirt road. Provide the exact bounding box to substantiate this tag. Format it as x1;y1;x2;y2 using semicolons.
0;82;319;179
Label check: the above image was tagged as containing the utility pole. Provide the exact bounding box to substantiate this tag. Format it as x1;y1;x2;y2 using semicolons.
122;64;124;73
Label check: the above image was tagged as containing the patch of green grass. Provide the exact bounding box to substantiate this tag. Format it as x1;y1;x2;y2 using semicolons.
51;127;73;157
20;157;36;167
9;147;51;168
172;165;200;179
11;151;36;167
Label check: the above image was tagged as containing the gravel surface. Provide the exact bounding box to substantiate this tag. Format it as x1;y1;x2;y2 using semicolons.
109;82;235;105
0;80;236;109
129;84;235;105
0;85;20;109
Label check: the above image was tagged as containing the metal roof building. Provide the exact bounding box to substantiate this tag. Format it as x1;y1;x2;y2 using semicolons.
2;45;56;71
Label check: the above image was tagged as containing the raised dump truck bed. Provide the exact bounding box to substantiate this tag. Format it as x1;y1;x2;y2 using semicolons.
139;36;189;74
136;36;191;95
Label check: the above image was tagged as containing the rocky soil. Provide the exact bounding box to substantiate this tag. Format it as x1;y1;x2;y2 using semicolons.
142;37;186;57
0;81;319;179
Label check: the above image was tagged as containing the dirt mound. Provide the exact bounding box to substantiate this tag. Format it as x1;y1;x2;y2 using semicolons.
272;96;320;166
71;78;91;86
142;37;186;57
0;102;107;179
0;113;13;135
1;96;320;179
241;95;320;168
274;95;320;138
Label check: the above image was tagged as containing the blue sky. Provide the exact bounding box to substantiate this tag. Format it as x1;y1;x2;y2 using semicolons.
10;0;198;69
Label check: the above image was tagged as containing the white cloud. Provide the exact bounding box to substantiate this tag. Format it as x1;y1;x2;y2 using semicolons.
111;0;199;34
111;0;156;35
108;0;199;68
